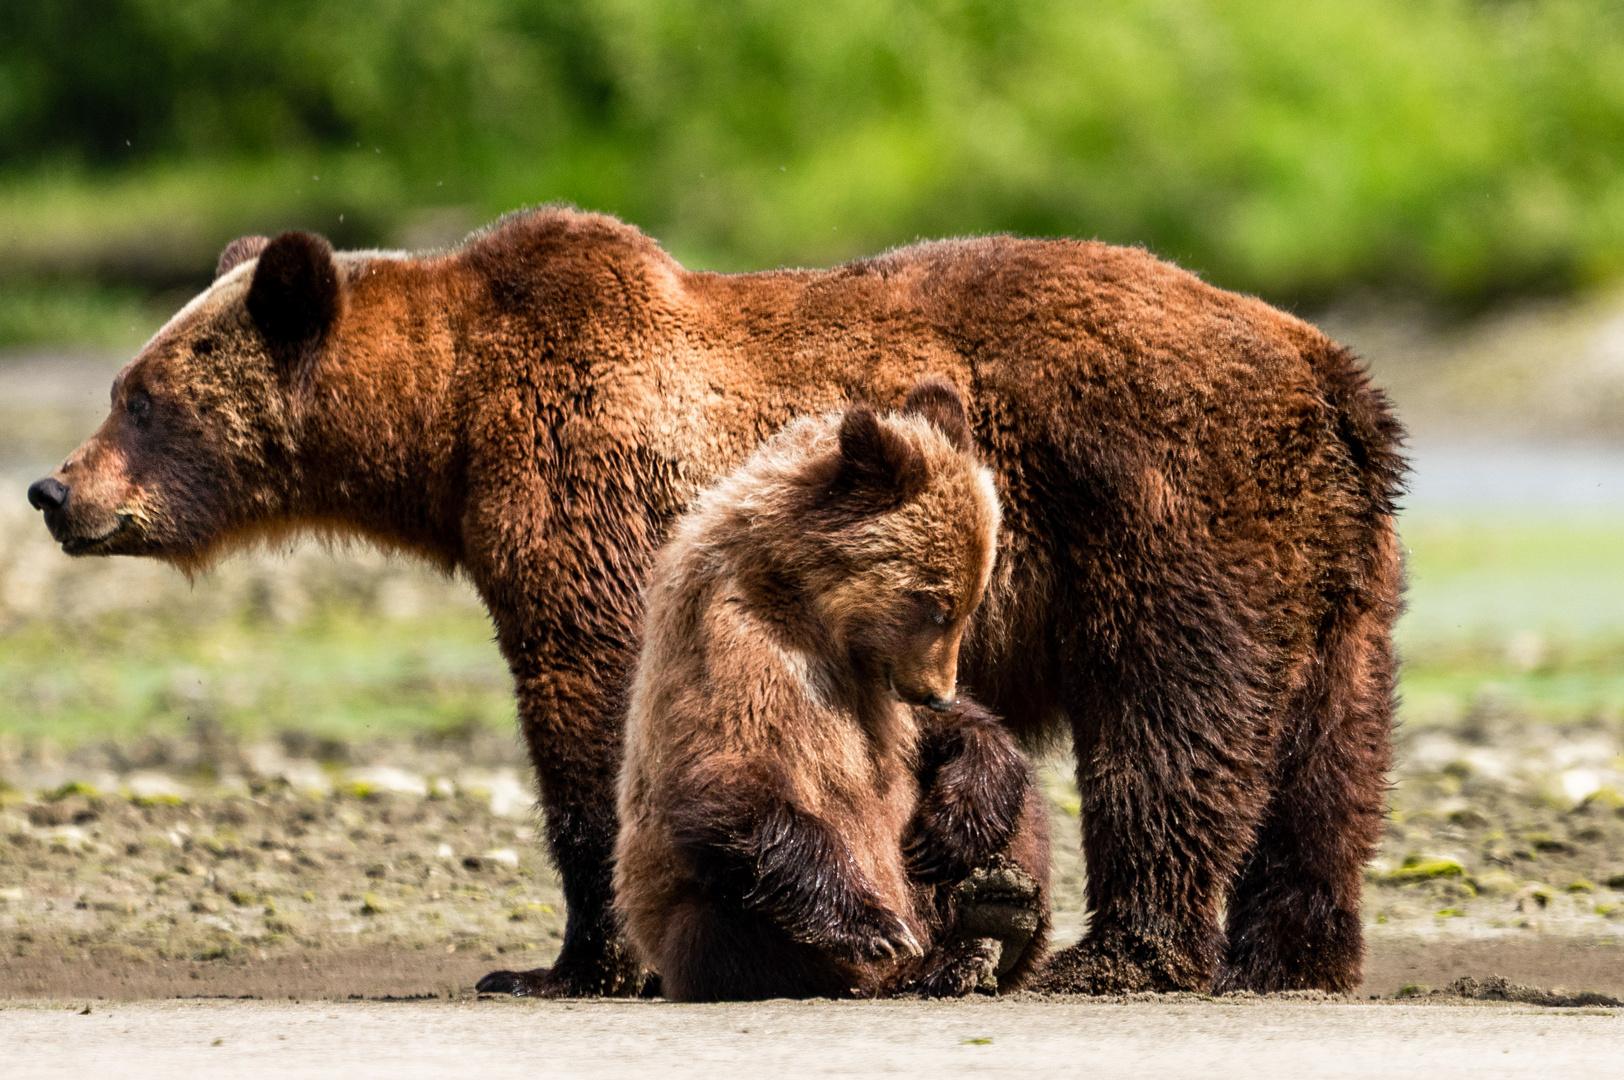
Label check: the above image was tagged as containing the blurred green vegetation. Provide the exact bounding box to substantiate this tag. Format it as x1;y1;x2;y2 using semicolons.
1400;513;1624;727
0;282;161;350
5;0;1624;349
0;602;515;747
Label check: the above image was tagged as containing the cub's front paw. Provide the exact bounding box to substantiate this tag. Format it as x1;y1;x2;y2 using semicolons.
950;857;1042;953
823;903;925;963
906;937;1002;999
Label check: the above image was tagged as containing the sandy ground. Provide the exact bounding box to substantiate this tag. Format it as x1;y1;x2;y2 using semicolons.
3;996;1621;1080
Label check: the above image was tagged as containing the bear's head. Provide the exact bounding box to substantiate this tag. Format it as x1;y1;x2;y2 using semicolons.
782;378;999;712
26;231;342;571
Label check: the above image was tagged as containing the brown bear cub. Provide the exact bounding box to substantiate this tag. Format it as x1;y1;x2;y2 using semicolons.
615;379;1050;1002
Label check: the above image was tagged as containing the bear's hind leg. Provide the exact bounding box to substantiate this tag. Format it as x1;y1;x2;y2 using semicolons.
1034;576;1277;994
658;902;862;1002
1217;584;1396;993
903;781;1052;997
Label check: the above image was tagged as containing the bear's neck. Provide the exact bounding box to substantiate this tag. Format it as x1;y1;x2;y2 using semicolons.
292;256;470;570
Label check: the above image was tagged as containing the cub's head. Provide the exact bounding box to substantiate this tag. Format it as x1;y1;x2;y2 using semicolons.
26;231;342;570
784;378;999;711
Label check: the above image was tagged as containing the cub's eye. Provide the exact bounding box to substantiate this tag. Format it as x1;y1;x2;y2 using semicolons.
126;390;153;427
912;592;950;627
193;337;217;357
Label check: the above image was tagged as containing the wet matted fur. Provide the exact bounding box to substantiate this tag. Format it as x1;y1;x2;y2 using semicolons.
29;208;1404;996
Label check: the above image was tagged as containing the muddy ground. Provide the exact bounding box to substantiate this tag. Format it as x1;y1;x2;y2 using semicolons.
3;717;1622;1002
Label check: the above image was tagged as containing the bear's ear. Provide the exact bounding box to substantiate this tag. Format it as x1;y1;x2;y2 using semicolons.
902;376;972;454
246;231;341;354
835;403;927;506
215;235;270;279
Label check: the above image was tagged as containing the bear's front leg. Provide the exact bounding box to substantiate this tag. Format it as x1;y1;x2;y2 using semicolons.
652;775;925;1001
905;698;1035;885
476;663;648;999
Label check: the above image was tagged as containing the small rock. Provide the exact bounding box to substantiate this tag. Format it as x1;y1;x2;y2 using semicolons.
341;766;426;798
484;848;520;869
1513;883;1553;912
124;772;188;805
458;770;533;819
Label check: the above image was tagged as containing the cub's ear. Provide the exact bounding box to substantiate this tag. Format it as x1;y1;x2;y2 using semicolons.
902;376;972;454
246;231;341;352
215;235;270;279
835;403;926;505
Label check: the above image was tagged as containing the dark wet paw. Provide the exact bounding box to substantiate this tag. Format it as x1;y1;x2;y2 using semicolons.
825;904;924;963
1030;932;1214;996
909;937;1002;998
475;956;649;998
475;968;547;997
1029;943;1150;995
950;857;1040;911
948;857;1042;973
475;969;528;996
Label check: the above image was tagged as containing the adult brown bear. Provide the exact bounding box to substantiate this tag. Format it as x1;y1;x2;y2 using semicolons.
27;208;1403;997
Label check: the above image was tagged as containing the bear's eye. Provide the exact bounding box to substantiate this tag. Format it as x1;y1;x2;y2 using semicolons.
126;390;153;428
912;592;950;627
193;337;217;357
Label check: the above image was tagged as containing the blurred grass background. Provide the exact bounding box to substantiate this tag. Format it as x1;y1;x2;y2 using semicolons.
4;0;1624;750
7;0;1624;349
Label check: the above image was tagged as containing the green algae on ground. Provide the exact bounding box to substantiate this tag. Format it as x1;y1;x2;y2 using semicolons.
1384;856;1466;885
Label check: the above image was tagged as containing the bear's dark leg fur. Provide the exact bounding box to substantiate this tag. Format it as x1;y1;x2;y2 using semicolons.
1218;560;1399;992
653;773;921;1000
1034;550;1276;994
907;845;1050;997
983;786;1052;991
1217;352;1404;992
905;711;1052;997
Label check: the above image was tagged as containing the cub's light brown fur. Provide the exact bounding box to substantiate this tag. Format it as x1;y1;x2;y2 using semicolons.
617;385;1046;1000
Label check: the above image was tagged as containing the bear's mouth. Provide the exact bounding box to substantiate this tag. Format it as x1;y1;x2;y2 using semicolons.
60;514;134;555
885;667;921;707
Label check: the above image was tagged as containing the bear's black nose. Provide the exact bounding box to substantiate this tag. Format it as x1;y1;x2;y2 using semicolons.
27;477;68;512
924;694;954;713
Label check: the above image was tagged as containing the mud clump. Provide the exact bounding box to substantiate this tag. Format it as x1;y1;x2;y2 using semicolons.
1443;974;1622;1008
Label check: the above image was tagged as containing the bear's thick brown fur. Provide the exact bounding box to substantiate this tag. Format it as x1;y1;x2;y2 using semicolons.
30;207;1403;997
615;381;1050;1001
